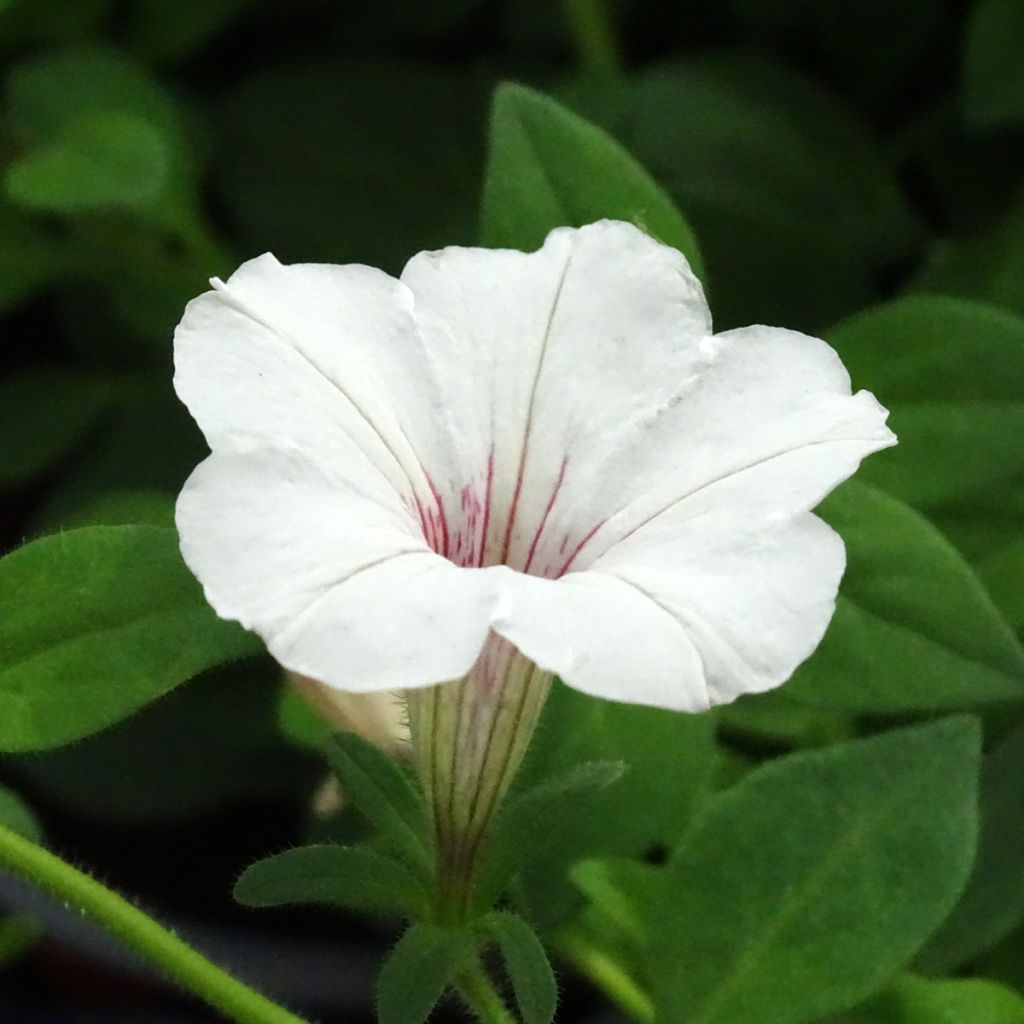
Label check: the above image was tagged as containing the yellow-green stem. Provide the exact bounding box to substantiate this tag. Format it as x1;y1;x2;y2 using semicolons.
457;961;517;1024
561;0;623;72
0;825;311;1024
557;927;655;1023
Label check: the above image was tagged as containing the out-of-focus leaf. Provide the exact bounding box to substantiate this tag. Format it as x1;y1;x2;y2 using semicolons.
277;685;333;752
482;83;703;277
868;974;1024;1023
0;525;259;752
0;367;116;486
5;46;196;227
917;718;1024;971
377;924;475;1024
0;203;59;311
33;380;205;531
618;54;920;330
0;917;40;969
782;482;1024;713
827;296;1024;511
653;718;981;1024
235;844;428;918
0;784;40;842
963;0;1024;131
218;61;484;271
914;190;1024;318
127;0;251;63
7;111;168;212
6;664;311;820
979;539;1024;633
0;0;111;50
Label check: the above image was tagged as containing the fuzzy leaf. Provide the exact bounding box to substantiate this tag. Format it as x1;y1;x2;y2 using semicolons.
0;525;259;752
377;923;474;1024
234;844;428;919
653;718;982;1024
325;732;430;873
487;912;557;1024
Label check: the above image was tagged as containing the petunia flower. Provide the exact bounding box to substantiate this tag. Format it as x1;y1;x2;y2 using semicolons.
174;220;894;903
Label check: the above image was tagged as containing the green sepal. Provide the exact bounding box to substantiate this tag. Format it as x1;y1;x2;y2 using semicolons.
485;911;557;1024
234;844;429;920
473;759;624;910
377;922;476;1024
325;731;431;875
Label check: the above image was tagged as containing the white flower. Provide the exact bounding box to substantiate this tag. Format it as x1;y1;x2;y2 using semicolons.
175;219;893;716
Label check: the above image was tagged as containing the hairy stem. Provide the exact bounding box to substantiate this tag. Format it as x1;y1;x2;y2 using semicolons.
0;825;310;1024
457;961;517;1024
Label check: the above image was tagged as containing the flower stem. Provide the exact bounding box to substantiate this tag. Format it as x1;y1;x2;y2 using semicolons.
556;927;655;1023
561;0;623;73
0;825;310;1024
457;961;517;1024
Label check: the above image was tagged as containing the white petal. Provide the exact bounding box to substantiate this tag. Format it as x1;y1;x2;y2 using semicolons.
490;507;843;711
176;450;497;691
489;567;710;712
173;254;457;524
400;219;712;572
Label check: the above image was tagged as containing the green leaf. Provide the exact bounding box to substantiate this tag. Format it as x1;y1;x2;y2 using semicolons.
234;844;428;919
917;718;1024;971
653;717;982;1024
979;538;1024;634
826;296;1024;511
781;482;1024;713
5;45;196;226
0;367;116;485
0;525;259;752
0;784;41;843
377;923;474;1024
325;732;430;872
0;202;59;312
6;664;310;821
6;111;169;212
127;0;250;63
870;974;1024;1024
570;857;660;949
963;0;1024;131
913;189;1024;320
508;685;717;928
0;917;40;969
486;912;557;1024
481;82;703;277
474;758;623;910
218;60;483;271
620;54;919;330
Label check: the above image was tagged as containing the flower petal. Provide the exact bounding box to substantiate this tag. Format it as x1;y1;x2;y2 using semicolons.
400;219;712;572
173;254;457;520
492;506;843;711
177;450;497;691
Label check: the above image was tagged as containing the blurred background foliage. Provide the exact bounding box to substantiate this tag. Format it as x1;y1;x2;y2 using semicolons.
1;0;1023;1021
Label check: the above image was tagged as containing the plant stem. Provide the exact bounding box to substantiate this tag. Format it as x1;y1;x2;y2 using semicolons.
561;0;623;73
0;825;311;1024
457;962;517;1024
557;927;655;1023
